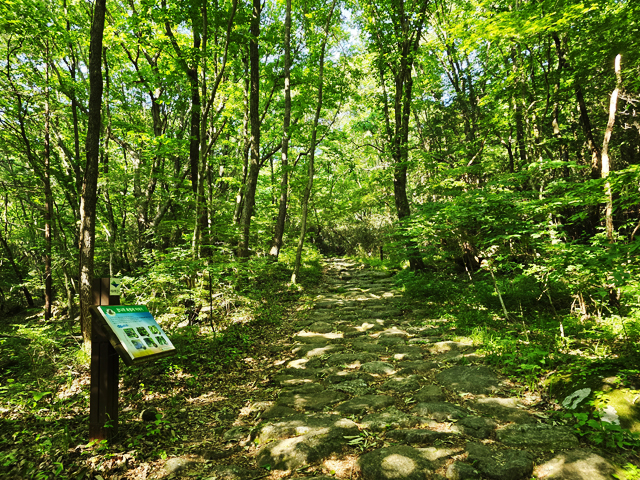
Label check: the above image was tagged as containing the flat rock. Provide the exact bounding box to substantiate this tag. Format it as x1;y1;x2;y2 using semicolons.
452;416;497;439
280;383;325;395
336;395;395;415
496;423;579;450
357;445;434;480
361;407;419;431
413;385;446;403
273;375;316;387
398;361;438;375
534;448;618;479
261;405;297;419
223;426;251;442
326;371;374;384
436;366;502;395
205;465;262;480
386;428;453;445
446;461;481;480
307;321;334;333
278;367;324;378
392;352;423;361
254;414;357;444
327;352;379;366
380;375;422;393
466;442;533;480
352;341;387;352
164;457;195;474
277;391;347;411
315;300;343;309
470;397;535;424
378;327;409;338
412;402;468;422
429;341;472;354
292;343;343;358
361;361;396;375
378;335;406;346
294;332;343;343
256;416;358;470
330;379;371;395
392;345;423;354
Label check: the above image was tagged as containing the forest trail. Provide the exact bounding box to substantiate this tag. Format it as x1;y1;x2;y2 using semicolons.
168;259;620;480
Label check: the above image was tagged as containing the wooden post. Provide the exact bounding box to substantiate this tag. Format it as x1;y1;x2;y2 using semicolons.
89;278;120;441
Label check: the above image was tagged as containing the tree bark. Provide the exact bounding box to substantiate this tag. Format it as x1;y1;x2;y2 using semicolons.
163;0;201;194
238;0;261;257
388;0;428;271
269;0;292;260
602;54;621;242
291;0;336;283
79;0;106;345
44;40;53;321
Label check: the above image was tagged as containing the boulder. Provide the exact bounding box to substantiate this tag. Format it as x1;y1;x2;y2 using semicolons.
466;442;533;480
357;445;434;480
336;395;395;415
361;407;419;432
496;423;579;450
436;366;502;395
412;402;468;422
534;448;619;479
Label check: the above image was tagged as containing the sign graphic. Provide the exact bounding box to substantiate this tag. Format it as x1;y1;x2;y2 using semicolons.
92;305;175;365
110;278;122;296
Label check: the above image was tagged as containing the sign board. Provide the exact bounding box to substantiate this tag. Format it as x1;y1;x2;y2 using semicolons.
110;278;122;296
90;305;176;366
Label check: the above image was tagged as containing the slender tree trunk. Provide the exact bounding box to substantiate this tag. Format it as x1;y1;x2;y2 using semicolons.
291;0;336;283
388;0;428;271
193;1;209;256
602;54;621;243
78;0;106;345
269;0;291;260
44;39;53;321
238;0;261;257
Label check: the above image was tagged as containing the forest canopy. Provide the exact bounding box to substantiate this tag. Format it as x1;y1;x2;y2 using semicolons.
0;0;639;337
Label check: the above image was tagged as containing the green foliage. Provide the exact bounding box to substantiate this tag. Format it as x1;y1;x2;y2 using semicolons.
563;410;640;451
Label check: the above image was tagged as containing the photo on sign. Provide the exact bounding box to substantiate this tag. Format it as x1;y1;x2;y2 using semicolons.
149;325;160;335
156;336;168;346
124;328;138;338
144;337;158;348
131;339;146;350
137;327;149;336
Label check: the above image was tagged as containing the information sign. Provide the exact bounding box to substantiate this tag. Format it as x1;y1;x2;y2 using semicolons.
90;305;176;366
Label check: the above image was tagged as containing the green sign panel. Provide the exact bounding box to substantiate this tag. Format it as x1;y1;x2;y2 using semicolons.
91;305;176;366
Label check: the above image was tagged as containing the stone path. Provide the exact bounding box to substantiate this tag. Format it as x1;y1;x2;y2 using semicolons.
168;259;622;480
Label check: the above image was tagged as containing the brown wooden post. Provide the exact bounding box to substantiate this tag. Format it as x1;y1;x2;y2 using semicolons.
89;278;120;441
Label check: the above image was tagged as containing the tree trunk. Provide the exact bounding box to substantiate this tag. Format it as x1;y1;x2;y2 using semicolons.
388;0;428;271
269;0;292;260
44;43;53;321
79;0;106;345
602;54;621;243
238;0;261;257
291;0;336;283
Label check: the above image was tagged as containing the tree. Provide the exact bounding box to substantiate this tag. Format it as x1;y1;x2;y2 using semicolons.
360;0;429;270
79;0;107;345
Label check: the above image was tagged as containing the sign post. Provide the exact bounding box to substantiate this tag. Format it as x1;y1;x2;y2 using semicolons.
89;277;176;441
90;278;120;441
